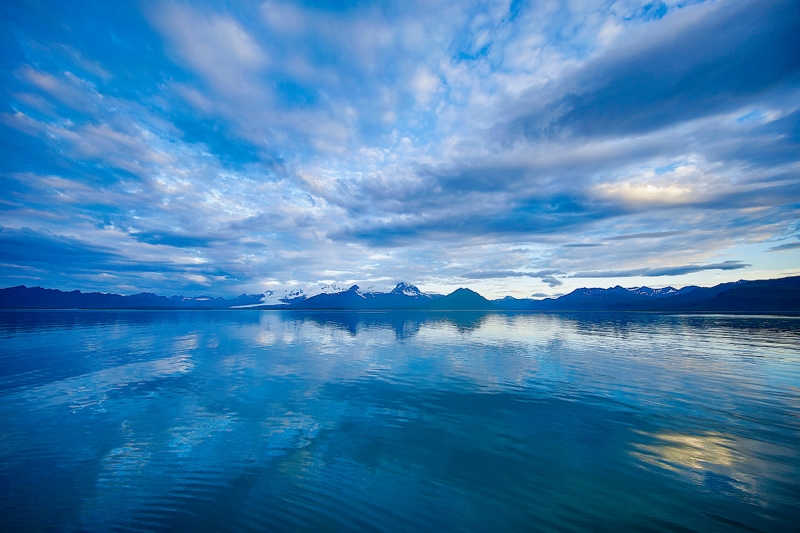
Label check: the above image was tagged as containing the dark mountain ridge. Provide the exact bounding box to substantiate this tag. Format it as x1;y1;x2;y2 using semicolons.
424;288;496;311
0;285;264;309
1;276;798;314
492;276;799;314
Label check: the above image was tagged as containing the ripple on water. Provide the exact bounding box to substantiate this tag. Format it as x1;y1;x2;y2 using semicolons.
0;310;798;532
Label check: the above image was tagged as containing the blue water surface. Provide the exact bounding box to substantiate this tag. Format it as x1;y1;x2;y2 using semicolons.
0;310;799;532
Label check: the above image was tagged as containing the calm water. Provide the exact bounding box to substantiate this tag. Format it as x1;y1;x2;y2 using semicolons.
1;311;799;532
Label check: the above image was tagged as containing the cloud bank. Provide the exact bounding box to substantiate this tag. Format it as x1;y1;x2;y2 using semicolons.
1;0;798;296
571;261;751;279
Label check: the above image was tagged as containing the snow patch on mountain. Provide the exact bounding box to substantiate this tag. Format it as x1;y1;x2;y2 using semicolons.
302;283;350;298
169;295;224;302
358;285;379;295
391;282;429;298
348;285;368;299
627;286;679;298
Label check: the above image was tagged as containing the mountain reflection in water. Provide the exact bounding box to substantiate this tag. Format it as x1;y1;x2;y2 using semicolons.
0;310;798;532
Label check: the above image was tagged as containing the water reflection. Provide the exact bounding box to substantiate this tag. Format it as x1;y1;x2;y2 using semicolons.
0;310;798;532
635;432;741;472
274;310;494;338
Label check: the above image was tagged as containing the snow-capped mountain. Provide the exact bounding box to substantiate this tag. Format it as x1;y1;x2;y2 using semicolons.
391;282;428;297
358;285;379;295
281;288;307;302
493;284;679;310
302;283;351;298
627;286;679;298
241;285;354;307
268;281;440;309
228;281;440;309
169;295;222;303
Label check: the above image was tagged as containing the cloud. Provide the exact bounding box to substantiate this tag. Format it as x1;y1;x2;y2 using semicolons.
460;269;563;287
411;67;440;106
153;4;267;97
507;0;800;141
541;275;562;287
56;45;113;81
571;261;751;278
767;240;800;252
0;226;121;267
142;0;800;258
1;0;799;297
130;232;216;248
460;269;562;279
607;231;685;241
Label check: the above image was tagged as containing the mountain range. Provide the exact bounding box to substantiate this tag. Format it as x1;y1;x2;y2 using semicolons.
1;277;798;314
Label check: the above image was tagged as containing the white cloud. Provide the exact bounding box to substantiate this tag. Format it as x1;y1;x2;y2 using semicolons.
261;1;307;34
411;67;441;106
153;4;267;97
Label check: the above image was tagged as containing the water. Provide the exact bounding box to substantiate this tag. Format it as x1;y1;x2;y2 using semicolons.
1;311;799;532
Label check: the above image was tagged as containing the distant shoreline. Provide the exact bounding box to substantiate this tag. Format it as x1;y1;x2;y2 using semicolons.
1;308;798;317
2;276;798;315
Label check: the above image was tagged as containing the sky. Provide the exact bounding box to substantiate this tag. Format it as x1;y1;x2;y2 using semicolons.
1;0;799;299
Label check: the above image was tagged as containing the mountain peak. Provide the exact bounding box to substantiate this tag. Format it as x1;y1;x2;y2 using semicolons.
425;287;496;310
452;287;478;295
391;282;423;296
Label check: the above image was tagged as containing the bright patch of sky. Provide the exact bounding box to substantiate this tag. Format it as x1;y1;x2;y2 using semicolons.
1;0;799;298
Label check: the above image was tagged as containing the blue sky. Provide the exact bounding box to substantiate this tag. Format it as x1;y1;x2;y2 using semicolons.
1;0;799;298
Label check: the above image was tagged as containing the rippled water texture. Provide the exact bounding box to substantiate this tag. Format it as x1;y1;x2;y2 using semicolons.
1;311;799;532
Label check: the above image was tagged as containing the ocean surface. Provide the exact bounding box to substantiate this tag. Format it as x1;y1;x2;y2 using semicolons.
1;311;799;532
